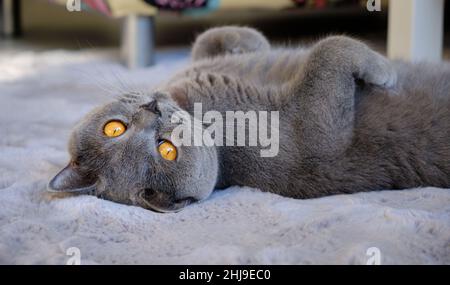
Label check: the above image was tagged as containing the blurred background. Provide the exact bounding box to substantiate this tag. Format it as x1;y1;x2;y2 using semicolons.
1;0;449;68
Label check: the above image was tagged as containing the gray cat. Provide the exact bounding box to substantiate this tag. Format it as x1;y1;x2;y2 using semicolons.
48;26;450;212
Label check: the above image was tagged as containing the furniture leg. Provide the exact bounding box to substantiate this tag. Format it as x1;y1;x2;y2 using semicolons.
121;14;155;68
1;0;21;37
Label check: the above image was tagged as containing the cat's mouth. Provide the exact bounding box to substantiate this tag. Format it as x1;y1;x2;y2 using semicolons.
136;188;197;213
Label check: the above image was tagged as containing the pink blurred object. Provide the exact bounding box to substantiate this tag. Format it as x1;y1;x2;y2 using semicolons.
83;0;111;16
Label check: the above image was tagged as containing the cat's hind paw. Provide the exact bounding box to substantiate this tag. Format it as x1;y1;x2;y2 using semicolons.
192;26;271;61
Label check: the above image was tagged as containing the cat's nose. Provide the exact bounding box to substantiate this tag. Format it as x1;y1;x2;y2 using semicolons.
139;100;161;116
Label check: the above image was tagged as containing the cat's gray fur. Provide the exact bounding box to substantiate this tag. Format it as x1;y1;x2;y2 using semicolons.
48;26;450;212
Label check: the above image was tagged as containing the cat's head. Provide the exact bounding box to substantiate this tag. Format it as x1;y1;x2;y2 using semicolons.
48;92;218;212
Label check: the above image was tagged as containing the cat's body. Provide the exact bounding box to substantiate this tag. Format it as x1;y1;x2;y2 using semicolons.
160;49;450;198
49;27;450;211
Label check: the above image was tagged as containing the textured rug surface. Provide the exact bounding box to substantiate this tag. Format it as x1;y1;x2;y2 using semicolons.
0;49;449;264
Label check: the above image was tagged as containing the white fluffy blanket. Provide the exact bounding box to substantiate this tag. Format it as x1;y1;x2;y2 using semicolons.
0;49;449;265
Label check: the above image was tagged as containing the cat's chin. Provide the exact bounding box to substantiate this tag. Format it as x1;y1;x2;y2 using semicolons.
136;188;196;213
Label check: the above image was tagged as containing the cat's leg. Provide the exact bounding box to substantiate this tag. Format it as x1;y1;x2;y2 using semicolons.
294;36;397;157
191;26;271;61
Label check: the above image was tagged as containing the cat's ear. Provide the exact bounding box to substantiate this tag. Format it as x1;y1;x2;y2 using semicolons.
47;163;96;193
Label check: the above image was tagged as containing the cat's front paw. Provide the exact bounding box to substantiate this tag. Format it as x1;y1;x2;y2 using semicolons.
315;36;397;90
361;53;397;89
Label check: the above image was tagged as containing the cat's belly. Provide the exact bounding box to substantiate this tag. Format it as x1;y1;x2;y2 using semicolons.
213;114;306;196
351;82;450;189
216;83;450;197
166;49;308;94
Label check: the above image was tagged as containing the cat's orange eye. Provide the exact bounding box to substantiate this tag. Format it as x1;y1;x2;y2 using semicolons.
158;140;177;161
104;120;126;137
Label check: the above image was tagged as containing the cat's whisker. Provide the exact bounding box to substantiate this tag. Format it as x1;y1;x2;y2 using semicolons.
85;40;137;97
56;60;116;100
112;67;146;96
110;69;132;94
70;40;125;98
78;71;119;98
94;68;125;96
